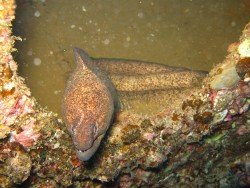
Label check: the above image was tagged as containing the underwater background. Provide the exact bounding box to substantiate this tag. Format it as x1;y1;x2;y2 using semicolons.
13;0;250;114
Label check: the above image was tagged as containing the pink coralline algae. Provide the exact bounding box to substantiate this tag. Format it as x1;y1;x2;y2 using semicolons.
208;90;218;103
10;118;40;148
208;67;249;125
142;132;156;141
236;125;248;136
0;0;36;151
0;94;34;126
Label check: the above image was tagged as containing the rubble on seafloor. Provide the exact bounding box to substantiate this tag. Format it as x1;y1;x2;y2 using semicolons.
0;0;249;187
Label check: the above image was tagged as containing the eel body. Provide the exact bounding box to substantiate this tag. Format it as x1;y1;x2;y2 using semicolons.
62;48;207;161
92;58;206;91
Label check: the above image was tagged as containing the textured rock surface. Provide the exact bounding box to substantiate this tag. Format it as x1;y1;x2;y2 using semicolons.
0;1;249;187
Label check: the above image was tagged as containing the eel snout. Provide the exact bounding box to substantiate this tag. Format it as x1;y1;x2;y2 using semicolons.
62;47;115;161
72;123;97;152
71;122;104;161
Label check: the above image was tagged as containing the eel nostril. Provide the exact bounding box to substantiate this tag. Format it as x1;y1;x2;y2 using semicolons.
92;124;98;137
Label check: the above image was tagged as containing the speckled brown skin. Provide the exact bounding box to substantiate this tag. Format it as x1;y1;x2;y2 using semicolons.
109;71;205;92
92;58;207;92
62;48;117;161
92;58;189;75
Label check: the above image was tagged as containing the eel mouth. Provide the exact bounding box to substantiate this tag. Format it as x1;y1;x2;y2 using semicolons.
75;135;103;161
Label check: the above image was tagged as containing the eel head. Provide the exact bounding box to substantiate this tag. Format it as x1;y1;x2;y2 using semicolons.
71;120;106;161
62;48;115;161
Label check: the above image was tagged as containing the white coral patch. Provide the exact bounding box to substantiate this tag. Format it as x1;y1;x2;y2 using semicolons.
210;62;240;90
3;82;14;91
238;39;250;58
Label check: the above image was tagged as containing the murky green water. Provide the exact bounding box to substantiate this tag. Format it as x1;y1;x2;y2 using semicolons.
13;0;250;115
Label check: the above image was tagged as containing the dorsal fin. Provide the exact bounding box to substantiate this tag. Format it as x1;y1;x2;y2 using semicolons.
73;47;91;69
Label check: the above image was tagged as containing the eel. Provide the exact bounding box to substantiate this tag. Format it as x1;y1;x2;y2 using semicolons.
62;48;207;161
62;48;118;161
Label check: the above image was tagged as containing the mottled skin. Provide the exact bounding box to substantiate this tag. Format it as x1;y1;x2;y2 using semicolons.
62;48;117;161
93;56;206;114
92;58;206;92
62;48;207;161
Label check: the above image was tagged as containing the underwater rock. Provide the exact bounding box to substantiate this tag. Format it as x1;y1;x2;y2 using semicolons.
0;124;10;139
237;39;250;76
238;39;250;58
210;61;240;90
208;24;250;91
5;150;32;184
0;142;32;185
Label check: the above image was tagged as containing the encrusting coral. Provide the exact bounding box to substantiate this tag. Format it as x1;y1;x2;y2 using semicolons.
0;0;249;187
